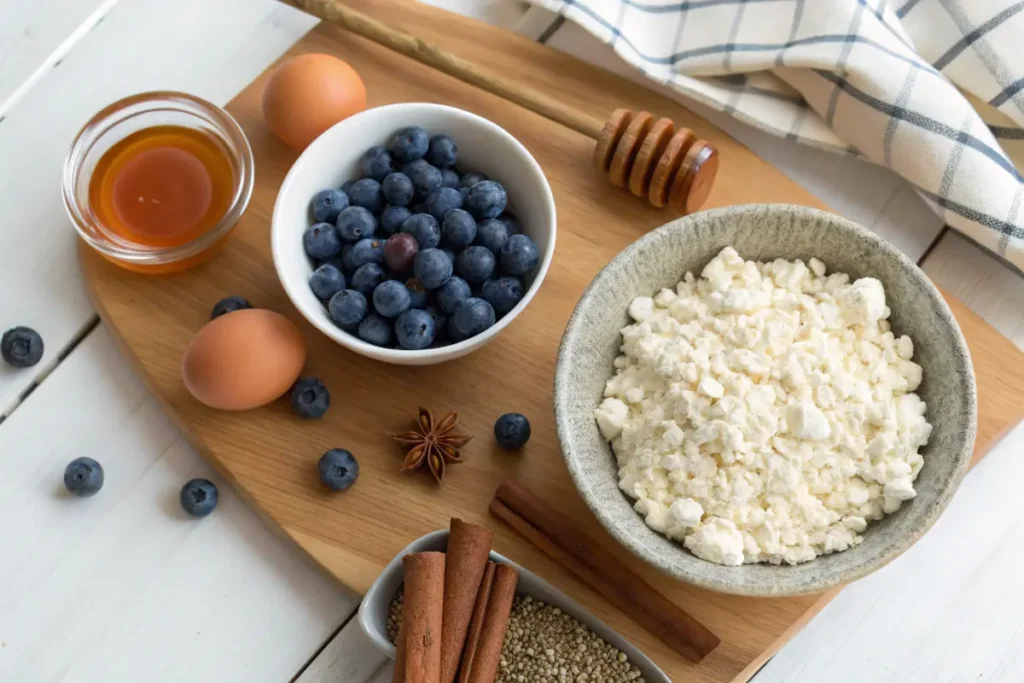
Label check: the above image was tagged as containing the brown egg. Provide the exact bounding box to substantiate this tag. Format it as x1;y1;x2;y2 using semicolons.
263;53;367;150
182;308;306;410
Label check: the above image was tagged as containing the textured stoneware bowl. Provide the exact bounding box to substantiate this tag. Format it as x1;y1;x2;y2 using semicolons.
554;204;977;596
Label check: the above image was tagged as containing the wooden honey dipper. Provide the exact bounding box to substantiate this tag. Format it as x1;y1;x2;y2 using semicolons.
290;0;719;214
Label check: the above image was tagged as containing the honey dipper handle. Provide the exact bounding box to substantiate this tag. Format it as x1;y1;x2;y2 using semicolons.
290;0;608;139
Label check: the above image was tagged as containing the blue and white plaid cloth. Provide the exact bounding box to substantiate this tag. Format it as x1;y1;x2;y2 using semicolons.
527;0;1024;273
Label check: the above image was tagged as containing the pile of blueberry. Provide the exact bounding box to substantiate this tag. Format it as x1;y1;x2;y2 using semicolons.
302;126;540;350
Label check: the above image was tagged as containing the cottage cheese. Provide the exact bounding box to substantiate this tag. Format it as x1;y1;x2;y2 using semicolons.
594;247;932;566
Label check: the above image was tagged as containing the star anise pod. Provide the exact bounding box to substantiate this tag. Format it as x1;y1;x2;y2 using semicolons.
390;407;472;484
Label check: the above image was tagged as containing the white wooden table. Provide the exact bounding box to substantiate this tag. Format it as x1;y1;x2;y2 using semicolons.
1;1;1022;681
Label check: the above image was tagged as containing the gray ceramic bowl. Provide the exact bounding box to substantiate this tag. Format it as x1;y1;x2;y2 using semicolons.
554;204;977;596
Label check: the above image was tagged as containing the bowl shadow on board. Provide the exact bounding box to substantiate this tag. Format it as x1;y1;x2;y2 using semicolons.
357;529;671;683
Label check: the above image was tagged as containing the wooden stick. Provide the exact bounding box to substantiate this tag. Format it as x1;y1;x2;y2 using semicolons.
490;481;720;664
289;0;607;140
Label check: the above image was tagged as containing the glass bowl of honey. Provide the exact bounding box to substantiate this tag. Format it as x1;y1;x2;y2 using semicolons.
63;91;254;273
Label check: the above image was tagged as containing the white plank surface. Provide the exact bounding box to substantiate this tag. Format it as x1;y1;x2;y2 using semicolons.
294;615;389;683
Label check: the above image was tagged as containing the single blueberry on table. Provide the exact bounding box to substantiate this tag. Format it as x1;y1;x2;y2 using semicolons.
303;222;342;260
500;234;540;276
63;457;103;496
395;309;435;350
475;218;510;255
414;248;454;290
408;162;442;200
460;171;487;189
387;126;429;163
319;449;359;491
180;478;218;517
312;188;349;223
425;135;457;168
291;377;330;419
456;245;496;284
405;278;429;308
437;276;471;314
336;206;377;243
382;172;414;207
465;180;507;220
481;276;524;316
373;279;412;318
452;297;496;337
383;232;420;273
328;289;368;327
440;168;460;189
380;205;412;236
357;313;393;346
499;212;520;234
441;209;476;249
494;413;531;450
347;178;384;213
309;264;346;300
425;187;463;221
210;296;251;320
351;262;387;296
362;145;394;181
401;213;441;249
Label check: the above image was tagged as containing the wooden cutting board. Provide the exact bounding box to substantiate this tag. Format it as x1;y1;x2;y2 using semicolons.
81;2;1024;681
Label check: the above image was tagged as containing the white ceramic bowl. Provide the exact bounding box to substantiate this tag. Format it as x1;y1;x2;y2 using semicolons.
272;103;556;365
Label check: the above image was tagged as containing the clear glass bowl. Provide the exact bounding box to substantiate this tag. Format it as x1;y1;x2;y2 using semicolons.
63;91;254;273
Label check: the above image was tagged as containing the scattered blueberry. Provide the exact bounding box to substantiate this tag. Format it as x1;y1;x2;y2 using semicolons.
384;233;420;273
414;248;454;290
441;209;476;249
408;162;442;199
328;289;368;326
425;187;463;221
494;413;531;449
303;222;342;260
348;178;384;213
460;171;487;189
319;449;359;491
336;206;377;243
500;234;540;276
210;296;252;320
425;135;457;168
437;276;472;314
351;262;387;296
291;377;330;419
358;313;393;346
395;309;435;350
452;297;496;337
440;168;460;189
312;188;349;223
309;264;346;300
482;276;524;316
63;457;103;496
405;278;429;308
180;478;218;517
475;218;510;254
362;145;393;181
456;245;496;284
499;213;520;234
382;172;414;206
465;180;507;220
401;213;441;249
388;126;429;163
373;279;412;318
380;205;412;236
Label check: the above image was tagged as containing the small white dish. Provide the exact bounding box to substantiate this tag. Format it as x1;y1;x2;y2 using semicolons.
271;103;557;365
357;529;670;683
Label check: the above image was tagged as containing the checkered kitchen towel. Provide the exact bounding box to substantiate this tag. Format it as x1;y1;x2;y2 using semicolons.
526;0;1024;273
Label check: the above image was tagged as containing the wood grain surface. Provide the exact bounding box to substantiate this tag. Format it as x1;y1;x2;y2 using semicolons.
81;4;1024;683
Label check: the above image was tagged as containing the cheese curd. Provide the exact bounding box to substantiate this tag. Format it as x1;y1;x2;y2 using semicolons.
595;247;932;566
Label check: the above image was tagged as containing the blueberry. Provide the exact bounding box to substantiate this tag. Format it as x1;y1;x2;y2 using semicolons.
348;237;385;270
408;163;442;200
380;205;412;236
309;264;346;300
362;146;393;181
414;248;454;290
475;218;510;254
405;278;429;308
424;306;448;342
351;262;387;296
180;478;218;517
425;187;463;221
336;206;377;243
303;222;342;260
448;315;469;343
456;245;496;284
388;126;429;163
373;279;412;318
340;179;355;195
500;234;540;276
384;233;420;273
437;276;472;314
357;313;393;346
499;212;520;234
339;244;358;274
348;178;384;213
328;289;368;326
210;296;251;320
319;449;359;491
494;413;531;449
382;172;414;206
63;457;103;496
440;168;460;189
481;276;524;316
395;309;435;350
442;209;476;249
401;213;441;249
459;187;470;203
402;159;429;177
465;180;507;220
452;297;496;337
460;171;488;189
442;248;457;264
291;377;330;418
312;188;350;223
425;135;457;168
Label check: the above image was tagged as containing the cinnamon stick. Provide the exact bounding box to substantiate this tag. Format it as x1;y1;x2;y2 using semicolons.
458;564;518;683
457;561;496;683
440;519;495;683
395;552;446;683
490;481;720;663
